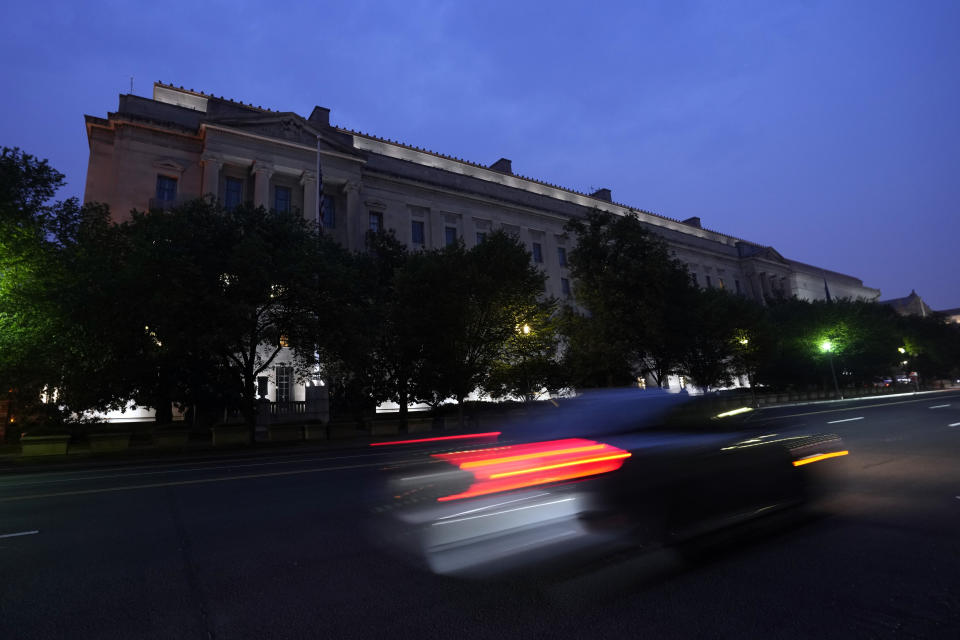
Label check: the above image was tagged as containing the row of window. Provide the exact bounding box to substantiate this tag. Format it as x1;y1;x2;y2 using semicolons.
692;271;743;295
155;174;310;218
383;213;569;266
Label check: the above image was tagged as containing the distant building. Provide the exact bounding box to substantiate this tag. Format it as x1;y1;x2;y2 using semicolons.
935;307;960;324
83;83;883;404
879;290;935;317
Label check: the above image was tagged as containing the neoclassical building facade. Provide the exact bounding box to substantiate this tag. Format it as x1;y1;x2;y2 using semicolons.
85;82;880;304
83;83;882;407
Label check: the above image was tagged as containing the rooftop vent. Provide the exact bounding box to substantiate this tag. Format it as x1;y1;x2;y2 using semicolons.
591;188;612;202
490;158;512;174
309;106;330;127
682;216;702;228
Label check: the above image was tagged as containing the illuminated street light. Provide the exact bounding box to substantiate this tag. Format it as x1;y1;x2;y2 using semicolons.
522;324;531;335
898;347;906;354
819;339;842;399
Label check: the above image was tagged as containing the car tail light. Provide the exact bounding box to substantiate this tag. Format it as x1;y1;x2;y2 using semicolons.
431;438;631;502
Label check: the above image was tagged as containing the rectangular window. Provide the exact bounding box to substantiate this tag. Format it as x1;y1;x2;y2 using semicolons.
445;226;457;247
411;220;425;246
369;211;383;233
706;275;712;288
735;279;741;294
476;231;486;244
276;366;293;403
718;278;725;289
224;177;243;209
561;278;571;297
257;376;269;399
156;175;177;202
321;194;336;229
557;247;568;267
532;242;543;264
691;273;698;286
274;186;291;213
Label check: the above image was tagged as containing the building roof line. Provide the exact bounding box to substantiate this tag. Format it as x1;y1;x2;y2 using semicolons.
154;81;276;113
335;125;762;247
151;82;766;248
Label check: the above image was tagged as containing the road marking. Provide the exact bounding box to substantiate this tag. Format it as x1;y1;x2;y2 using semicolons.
0;460;388;503
756;393;960;422
0;530;39;539
827;416;864;424
949;423;960;427
929;404;951;409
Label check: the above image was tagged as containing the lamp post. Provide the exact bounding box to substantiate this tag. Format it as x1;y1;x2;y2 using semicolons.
899;346;919;393
820;340;842;399
517;323;532;401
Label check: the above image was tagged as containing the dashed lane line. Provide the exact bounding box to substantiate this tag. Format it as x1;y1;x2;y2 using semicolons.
929;404;951;409
948;423;960;427
827;416;864;424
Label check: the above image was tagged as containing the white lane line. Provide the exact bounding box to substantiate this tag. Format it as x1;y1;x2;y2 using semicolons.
0;530;39;539
827;416;864;424
929;404;951;409
949;423;960;427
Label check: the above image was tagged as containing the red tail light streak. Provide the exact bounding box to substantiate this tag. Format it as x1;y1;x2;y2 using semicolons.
432;438;631;501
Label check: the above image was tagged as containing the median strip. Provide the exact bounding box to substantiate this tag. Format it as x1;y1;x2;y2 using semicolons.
827;417;864;424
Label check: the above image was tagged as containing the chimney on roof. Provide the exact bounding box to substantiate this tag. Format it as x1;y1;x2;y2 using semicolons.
490;157;512;174
309;106;330;127
591;187;612;202
682;216;702;228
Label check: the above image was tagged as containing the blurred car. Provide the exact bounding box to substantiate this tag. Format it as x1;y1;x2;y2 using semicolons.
372;389;848;578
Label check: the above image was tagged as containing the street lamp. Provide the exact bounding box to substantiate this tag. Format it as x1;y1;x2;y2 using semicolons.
898;346;919;393
820;340;842;399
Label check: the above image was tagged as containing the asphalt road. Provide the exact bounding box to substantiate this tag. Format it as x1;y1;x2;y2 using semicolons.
1;391;959;639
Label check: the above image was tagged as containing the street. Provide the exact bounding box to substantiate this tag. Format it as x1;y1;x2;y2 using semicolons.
2;392;959;639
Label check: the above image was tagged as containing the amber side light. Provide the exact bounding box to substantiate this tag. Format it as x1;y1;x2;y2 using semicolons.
792;450;849;467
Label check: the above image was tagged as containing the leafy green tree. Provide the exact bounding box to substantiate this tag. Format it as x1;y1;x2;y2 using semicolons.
562;209;694;388
407;231;547;424
675;288;764;391
1;148;130;431
113;201;328;432
484;298;563;401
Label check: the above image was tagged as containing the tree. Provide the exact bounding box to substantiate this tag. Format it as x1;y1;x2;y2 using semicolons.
562;209;695;388
1;148;130;431
484;298;563;401
112;200;328;433
675;287;764;391
408;231;547;424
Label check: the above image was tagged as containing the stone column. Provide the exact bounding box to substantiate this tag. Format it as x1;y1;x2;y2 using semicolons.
201;153;222;199
251;160;274;209
343;181;363;251
300;170;317;225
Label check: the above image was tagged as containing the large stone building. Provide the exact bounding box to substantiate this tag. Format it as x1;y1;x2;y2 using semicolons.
85;82;881;305
83;83;882;408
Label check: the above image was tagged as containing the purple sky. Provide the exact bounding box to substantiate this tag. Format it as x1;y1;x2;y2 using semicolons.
3;1;958;308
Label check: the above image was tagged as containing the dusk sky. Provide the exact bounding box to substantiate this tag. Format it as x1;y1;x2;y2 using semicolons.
2;0;958;308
